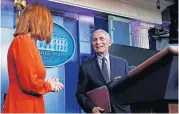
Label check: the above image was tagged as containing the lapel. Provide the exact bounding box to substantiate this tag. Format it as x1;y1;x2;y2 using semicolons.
110;55;116;81
92;55;107;84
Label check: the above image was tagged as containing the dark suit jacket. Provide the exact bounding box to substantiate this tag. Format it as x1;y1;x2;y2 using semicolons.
76;54;130;113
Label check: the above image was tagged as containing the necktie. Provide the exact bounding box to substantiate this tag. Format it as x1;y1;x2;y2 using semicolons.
102;57;109;82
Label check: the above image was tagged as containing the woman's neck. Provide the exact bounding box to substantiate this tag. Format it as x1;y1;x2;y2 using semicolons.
27;33;37;43
27;33;31;38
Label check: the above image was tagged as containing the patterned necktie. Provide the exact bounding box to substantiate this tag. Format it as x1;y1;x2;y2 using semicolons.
102;57;109;82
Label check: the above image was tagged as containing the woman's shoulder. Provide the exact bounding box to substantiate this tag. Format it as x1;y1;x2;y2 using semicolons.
12;34;35;46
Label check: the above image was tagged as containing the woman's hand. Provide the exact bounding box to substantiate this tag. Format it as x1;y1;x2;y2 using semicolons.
46;78;64;92
53;81;64;92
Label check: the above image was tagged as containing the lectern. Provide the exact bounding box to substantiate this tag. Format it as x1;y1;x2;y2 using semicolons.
109;46;178;113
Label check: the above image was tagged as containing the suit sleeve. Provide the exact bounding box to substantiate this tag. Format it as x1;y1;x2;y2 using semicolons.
12;37;51;95
76;65;96;113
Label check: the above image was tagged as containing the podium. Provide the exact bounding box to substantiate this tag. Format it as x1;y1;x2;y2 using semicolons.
109;46;178;113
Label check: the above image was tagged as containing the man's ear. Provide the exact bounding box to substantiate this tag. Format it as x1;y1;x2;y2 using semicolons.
108;39;112;46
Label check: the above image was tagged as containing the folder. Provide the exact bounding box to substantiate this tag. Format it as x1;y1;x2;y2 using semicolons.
87;86;111;113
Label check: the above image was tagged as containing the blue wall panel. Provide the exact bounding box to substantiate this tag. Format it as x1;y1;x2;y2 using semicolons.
63;18;80;113
94;16;108;32
1;0;14;28
43;15;66;113
45;66;65;112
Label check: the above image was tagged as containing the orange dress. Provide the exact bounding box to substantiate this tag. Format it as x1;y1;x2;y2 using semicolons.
2;35;51;113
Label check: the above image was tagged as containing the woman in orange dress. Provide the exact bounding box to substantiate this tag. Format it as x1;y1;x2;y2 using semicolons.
2;2;64;113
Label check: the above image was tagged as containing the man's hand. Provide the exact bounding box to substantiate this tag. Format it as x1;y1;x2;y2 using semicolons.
92;107;104;113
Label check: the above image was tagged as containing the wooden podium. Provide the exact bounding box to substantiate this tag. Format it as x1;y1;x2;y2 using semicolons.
109;46;178;113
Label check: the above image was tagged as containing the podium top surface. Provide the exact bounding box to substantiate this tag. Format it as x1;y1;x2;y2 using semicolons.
128;46;178;77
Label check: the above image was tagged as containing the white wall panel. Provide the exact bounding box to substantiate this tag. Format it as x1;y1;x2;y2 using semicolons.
49;0;162;24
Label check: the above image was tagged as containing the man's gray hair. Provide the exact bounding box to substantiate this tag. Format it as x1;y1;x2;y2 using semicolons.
92;29;111;39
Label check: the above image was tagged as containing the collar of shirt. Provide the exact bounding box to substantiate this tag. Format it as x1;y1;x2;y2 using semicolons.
97;53;110;63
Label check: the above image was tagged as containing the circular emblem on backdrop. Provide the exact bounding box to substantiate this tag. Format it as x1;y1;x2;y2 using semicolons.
37;23;75;67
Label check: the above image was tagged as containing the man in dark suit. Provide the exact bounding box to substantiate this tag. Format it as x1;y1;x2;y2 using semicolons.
76;29;130;113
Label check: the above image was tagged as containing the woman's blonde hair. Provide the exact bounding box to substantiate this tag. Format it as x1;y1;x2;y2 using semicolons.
14;2;53;44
